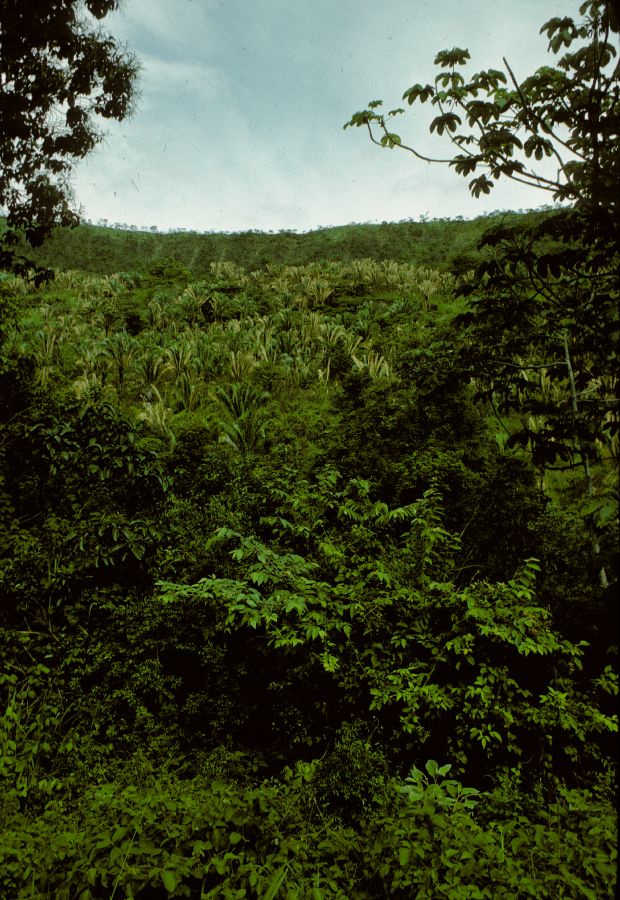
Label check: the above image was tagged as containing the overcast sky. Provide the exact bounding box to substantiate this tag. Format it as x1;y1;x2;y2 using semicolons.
73;0;564;233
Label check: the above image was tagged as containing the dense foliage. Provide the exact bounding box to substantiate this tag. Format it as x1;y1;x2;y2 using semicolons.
347;0;619;528
18;208;550;275
1;0;617;895
0;244;617;897
0;0;139;277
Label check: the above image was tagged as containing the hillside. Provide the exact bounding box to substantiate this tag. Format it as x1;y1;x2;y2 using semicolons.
24;208;556;276
1;227;617;898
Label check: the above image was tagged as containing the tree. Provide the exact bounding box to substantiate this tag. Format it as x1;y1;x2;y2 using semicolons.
0;0;139;280
345;0;619;508
104;328;135;397
345;1;618;232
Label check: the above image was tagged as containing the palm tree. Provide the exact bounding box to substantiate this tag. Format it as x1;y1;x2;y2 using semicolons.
321;321;346;348
136;345;167;391
210;260;246;284
144;298;169;332
254;320;279;363
277;327;299;357
177;283;209;326
1;272;30;295
138;385;175;448
227;350;257;382
175;370;204;412
353;307;375;341
381;259;402;288
351;349;395;381
163;340;197;383
192;331;217;378
75;340;110;385
72;372;112;404
89;295;118;337
347;258;382;289
52;269;81;290
299;311;325;349
213;383;270;457
104;331;136;397
300;275;335;308
33;328;60;387
342;331;364;358
413;267;454;312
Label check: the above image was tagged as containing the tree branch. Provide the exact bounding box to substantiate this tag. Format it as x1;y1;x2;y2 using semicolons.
502;56;589;166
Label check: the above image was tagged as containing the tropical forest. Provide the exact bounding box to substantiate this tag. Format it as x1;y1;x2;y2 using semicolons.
0;1;618;898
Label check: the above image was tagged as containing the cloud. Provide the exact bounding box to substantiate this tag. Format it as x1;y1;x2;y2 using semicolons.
73;0;567;233
112;0;216;57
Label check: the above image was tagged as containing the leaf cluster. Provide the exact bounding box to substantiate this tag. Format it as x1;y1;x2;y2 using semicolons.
0;0;139;273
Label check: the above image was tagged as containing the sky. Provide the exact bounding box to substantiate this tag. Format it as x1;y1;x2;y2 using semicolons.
72;0;565;233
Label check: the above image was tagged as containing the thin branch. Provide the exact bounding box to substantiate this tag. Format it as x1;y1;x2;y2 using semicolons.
372;117;564;195
364;119;453;164
489;395;512;435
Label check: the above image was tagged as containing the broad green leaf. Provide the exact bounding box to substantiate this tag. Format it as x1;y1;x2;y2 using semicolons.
161;870;178;893
425;759;439;777
399;845;411;866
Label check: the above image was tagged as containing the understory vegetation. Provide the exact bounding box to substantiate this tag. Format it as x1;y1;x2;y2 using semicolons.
0;223;617;898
